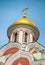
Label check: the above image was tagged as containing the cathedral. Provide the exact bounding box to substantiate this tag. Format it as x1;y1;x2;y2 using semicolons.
0;8;45;65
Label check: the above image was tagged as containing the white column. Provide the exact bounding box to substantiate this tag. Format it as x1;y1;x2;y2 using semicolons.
10;33;13;42
18;31;23;43
30;34;33;42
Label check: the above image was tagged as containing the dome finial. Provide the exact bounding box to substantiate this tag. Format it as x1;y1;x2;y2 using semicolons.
22;8;28;17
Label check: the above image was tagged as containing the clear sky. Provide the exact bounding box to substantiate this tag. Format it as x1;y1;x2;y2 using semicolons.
0;0;45;48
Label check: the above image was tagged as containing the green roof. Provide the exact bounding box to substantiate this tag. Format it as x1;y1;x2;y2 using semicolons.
33;56;37;61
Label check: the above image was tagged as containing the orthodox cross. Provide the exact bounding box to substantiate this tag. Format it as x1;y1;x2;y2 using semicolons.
22;8;28;17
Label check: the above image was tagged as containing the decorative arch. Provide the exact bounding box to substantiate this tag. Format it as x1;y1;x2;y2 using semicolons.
0;43;21;56
25;43;38;54
3;47;19;55
12;58;29;65
5;50;34;65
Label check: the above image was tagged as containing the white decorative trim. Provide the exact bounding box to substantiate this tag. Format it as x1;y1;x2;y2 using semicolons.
10;33;13;42
5;50;34;65
0;54;11;64
0;43;21;56
25;42;34;51
18;31;23;43
29;34;33;42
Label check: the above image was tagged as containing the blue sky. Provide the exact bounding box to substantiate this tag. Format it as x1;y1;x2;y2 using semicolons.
0;0;45;48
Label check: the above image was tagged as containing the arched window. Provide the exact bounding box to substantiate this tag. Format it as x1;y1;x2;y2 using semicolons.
24;33;28;42
14;33;17;42
33;36;35;42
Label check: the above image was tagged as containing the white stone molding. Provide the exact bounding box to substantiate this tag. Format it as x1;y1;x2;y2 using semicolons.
29;34;33;42
18;31;23;44
34;42;45;50
27;33;30;43
5;50;34;65
26;42;45;52
0;43;21;56
31;60;45;65
22;31;25;43
25;43;35;51
10;33;13;42
0;54;11;64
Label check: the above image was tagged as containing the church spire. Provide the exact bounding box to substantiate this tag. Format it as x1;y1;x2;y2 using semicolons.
22;8;28;17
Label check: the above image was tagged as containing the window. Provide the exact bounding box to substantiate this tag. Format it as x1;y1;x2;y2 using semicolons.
24;33;28;42
14;33;17;42
33;36;35;41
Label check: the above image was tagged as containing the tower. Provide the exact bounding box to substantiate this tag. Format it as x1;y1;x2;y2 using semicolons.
0;8;45;65
7;8;39;44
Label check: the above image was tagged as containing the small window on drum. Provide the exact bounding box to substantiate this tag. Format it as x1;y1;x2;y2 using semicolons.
24;33;28;42
14;33;17;42
33;36;35;41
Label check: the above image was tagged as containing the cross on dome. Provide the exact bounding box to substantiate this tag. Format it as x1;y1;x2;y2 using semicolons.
22;8;28;17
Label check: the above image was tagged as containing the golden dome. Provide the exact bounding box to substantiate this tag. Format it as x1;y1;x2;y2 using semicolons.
7;8;40;41
9;16;35;28
8;8;36;29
